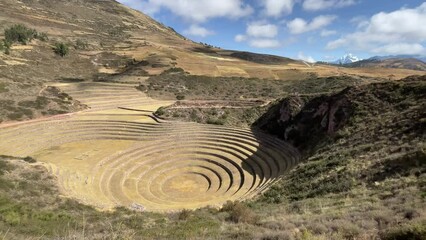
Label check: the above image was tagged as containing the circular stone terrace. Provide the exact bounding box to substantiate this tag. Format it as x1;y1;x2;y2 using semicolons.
0;82;300;212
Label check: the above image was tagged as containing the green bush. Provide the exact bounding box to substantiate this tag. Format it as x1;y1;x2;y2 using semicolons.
155;107;166;116
206;118;225;125
1;25;47;54
4;24;37;45
53;43;69;57
1;40;11;55
176;94;185;100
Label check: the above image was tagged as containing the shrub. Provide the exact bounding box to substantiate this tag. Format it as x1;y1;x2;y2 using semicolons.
23;157;36;163
221;201;258;224
1;40;11;55
164;67;185;74
53;43;69;57
75;39;88;50
176;94;185;100
4;24;38;45
206;118;225;125
36;32;48;41
155;107;166;116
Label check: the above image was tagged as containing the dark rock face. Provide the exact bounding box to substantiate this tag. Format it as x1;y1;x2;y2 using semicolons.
254;89;354;153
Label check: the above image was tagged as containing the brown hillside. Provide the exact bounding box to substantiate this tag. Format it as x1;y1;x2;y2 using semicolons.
0;0;424;82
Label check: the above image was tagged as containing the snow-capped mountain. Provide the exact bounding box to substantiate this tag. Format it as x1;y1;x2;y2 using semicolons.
333;54;362;65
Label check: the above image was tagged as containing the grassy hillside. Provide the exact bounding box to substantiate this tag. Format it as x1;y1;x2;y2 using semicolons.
1;76;425;239
256;75;425;201
253;75;426;238
347;58;426;71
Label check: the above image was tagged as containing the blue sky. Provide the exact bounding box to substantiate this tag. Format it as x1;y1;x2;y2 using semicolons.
117;0;426;62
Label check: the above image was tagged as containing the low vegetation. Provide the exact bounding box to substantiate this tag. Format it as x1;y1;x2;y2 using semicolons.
1;24;47;54
156;105;266;128
74;39;89;50
0;86;86;123
147;69;375;127
5;24;38;45
140;68;371;101
53;42;70;57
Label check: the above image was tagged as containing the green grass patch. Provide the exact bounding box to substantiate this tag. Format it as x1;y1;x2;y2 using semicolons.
0;83;8;93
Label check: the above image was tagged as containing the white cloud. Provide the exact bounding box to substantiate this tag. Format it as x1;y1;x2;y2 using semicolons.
372;43;425;55
235;34;247;42
327;39;347;50
119;0;253;23
249;39;281;48
303;0;357;11
183;25;214;37
234;22;281;48
262;0;295;17
246;23;278;38
287;15;337;34
297;52;316;63
320;29;337;37
326;3;426;55
350;16;369;29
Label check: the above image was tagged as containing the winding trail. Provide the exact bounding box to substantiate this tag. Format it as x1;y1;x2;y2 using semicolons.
0;82;301;212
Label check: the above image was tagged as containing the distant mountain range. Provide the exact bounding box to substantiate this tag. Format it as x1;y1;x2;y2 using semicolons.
331;54;426;64
369;54;426;63
329;54;426;71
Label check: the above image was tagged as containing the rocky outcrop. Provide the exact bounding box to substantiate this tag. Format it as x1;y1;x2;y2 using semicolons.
254;91;353;153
